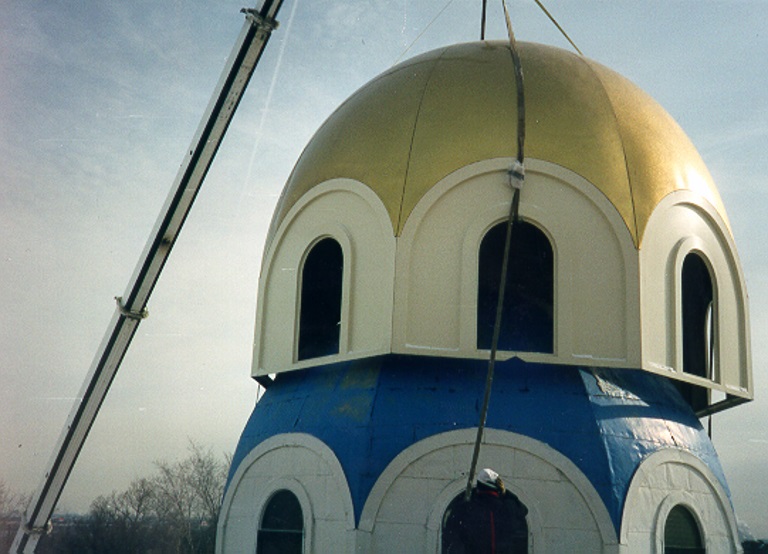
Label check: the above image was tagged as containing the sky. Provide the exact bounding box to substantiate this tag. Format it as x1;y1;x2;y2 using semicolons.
1;0;767;539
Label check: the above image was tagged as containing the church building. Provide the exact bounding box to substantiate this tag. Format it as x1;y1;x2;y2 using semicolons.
217;41;752;553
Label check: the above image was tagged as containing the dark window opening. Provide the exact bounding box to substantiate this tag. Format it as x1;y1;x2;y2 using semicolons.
674;380;709;415
257;490;304;554
664;505;704;554
441;490;528;553
679;253;714;412
477;220;553;353
298;238;343;361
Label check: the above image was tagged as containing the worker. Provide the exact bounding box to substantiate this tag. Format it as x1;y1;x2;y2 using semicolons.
442;468;528;553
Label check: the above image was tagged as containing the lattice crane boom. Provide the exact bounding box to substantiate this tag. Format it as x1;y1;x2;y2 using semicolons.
10;2;284;552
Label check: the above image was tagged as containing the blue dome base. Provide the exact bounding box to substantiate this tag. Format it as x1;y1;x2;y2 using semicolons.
228;355;728;532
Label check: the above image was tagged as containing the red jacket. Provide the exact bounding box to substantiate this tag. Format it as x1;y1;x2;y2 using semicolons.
442;488;528;554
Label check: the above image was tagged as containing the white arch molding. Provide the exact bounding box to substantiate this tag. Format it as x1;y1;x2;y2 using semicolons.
253;178;396;375
654;496;707;554
640;189;752;398
359;428;618;553
393;157;639;367
217;433;356;554
620;448;739;554
255;478;313;553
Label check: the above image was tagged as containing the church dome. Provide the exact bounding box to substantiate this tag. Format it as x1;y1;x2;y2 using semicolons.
268;40;728;248
221;39;750;554
252;39;750;408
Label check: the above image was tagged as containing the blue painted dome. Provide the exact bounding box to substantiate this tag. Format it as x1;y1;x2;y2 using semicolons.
228;355;727;532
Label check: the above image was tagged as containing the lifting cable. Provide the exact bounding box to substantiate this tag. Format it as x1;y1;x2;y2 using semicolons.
707;302;716;438
481;0;582;56
394;0;455;65
531;0;583;56
465;0;526;500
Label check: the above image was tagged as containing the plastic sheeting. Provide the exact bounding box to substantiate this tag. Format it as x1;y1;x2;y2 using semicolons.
228;355;727;531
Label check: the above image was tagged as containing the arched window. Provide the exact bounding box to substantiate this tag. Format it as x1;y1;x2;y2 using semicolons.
664;505;704;554
679;253;715;411
477;220;553;353
257;490;304;554
441;490;528;553
298;238;343;361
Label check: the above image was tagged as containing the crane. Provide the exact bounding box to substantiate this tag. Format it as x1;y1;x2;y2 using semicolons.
10;1;284;552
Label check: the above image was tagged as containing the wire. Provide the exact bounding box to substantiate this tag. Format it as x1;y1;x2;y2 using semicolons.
241;0;300;194
532;0;583;56
394;0;456;65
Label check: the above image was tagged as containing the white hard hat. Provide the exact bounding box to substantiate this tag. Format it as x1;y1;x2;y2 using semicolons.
477;468;500;489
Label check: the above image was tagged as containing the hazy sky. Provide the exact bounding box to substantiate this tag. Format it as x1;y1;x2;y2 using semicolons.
2;0;767;538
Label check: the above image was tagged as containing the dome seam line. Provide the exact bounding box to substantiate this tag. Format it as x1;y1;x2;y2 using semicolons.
395;46;449;236
580;57;640;247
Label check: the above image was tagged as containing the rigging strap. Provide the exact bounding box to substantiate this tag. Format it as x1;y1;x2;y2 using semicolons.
465;0;526;500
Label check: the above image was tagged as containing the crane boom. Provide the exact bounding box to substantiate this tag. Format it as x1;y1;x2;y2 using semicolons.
11;2;284;552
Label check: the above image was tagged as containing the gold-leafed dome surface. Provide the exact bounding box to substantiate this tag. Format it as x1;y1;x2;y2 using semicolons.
269;41;727;246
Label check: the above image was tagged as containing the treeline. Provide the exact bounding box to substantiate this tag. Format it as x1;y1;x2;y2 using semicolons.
2;442;230;554
0;480;28;552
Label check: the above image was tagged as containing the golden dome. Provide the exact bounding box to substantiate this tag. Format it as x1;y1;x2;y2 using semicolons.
270;41;727;247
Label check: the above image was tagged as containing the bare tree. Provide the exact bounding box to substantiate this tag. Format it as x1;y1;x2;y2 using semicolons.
153;458;198;552
151;441;228;553
1;481;28;552
187;443;230;528
0;481;26;516
37;441;230;553
88;478;158;552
